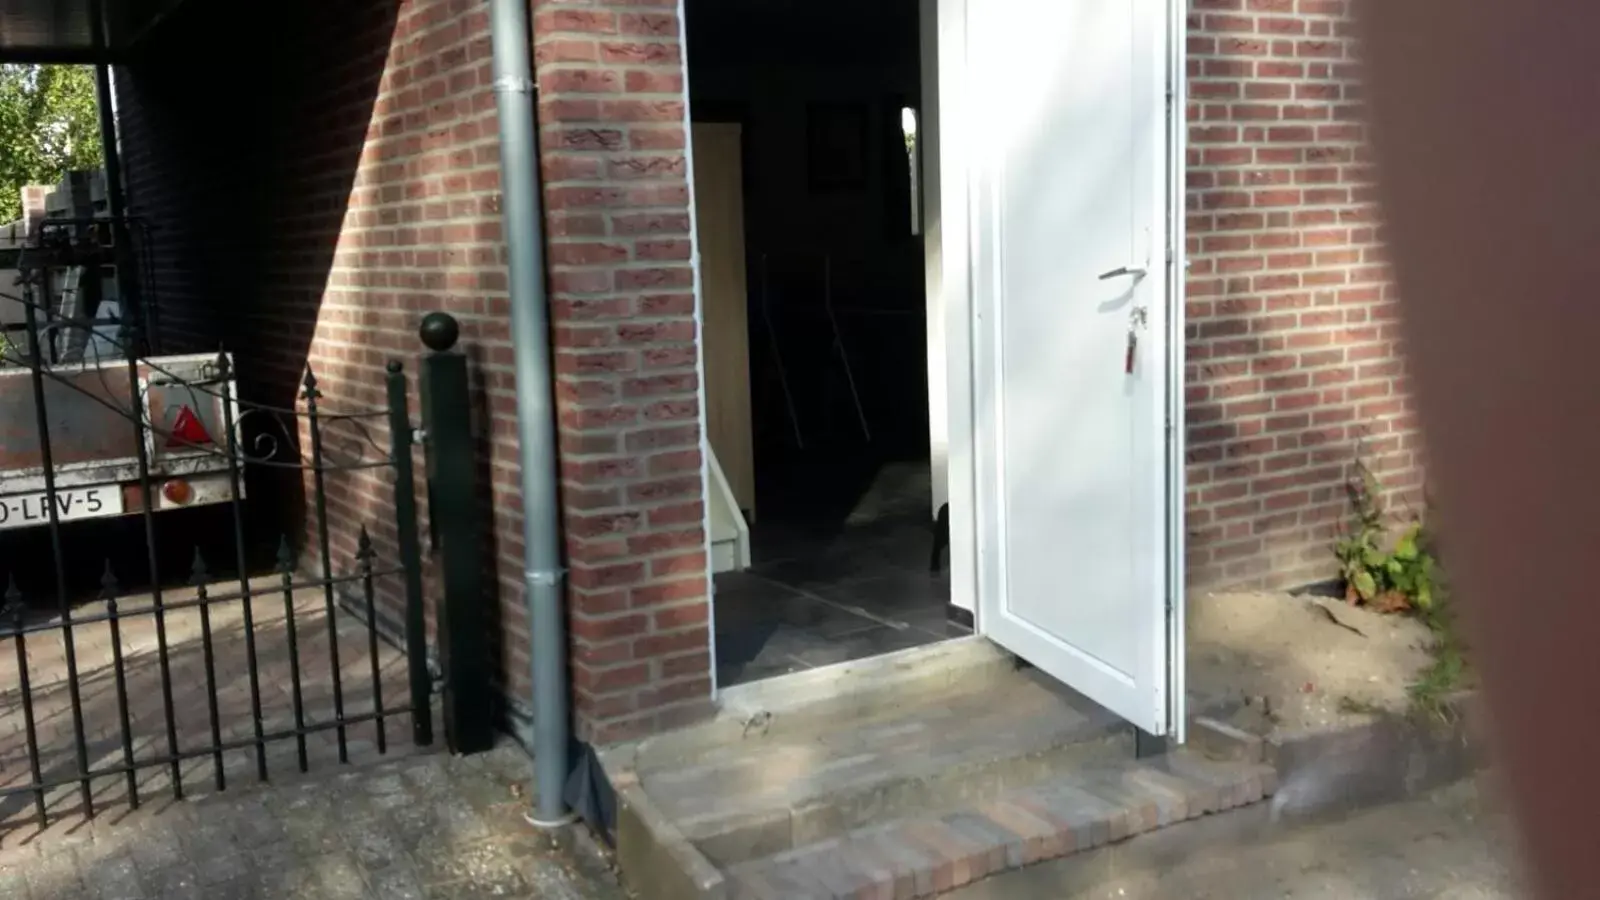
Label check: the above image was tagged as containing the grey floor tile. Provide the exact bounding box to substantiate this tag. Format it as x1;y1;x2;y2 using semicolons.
787;624;942;669
715;515;958;688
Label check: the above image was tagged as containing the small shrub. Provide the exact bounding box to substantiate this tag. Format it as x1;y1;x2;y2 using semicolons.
1333;459;1469;717
1333;461;1441;613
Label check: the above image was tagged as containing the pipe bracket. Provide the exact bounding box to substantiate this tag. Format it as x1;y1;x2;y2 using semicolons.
493;74;536;95
525;568;567;587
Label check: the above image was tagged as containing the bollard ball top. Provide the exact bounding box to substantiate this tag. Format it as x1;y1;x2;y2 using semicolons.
419;312;460;352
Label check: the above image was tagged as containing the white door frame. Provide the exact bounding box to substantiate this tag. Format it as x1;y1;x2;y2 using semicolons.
931;0;1187;738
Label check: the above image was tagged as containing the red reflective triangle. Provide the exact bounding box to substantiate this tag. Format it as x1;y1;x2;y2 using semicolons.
167;405;214;448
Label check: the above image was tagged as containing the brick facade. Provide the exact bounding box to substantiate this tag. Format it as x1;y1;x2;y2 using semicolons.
116;0;535;711
531;0;715;743
109;0;1418;745
1183;0;1423;590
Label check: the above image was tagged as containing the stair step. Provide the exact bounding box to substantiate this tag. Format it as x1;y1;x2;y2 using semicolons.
725;752;1278;899
637;669;1128;866
711;536;740;574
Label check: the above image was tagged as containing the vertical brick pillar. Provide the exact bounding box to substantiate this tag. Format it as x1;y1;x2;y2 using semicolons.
531;0;712;743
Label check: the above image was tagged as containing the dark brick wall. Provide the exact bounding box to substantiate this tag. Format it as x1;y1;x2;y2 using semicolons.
115;0;535;714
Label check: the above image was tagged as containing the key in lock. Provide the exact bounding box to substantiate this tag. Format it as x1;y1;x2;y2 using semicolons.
1124;306;1148;375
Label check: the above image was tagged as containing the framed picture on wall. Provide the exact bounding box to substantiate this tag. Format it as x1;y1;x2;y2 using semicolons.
806;102;869;192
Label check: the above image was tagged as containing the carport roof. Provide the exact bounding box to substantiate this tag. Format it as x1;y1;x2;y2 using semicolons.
0;0;191;63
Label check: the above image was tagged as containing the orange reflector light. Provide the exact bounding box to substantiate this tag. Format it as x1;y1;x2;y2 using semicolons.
162;480;193;506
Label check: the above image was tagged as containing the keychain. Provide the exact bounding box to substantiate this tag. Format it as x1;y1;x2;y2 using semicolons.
1125;306;1147;375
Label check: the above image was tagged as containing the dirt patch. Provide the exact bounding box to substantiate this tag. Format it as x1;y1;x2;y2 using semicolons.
1188;590;1437;736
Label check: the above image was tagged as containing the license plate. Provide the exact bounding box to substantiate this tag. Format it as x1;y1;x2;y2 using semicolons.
0;486;125;531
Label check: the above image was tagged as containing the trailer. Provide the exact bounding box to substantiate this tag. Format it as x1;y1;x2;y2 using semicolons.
0;176;239;531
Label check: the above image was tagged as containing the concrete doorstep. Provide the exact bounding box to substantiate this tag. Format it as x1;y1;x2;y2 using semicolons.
600;641;1485;900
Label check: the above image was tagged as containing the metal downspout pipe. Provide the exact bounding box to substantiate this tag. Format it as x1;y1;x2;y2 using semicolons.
487;0;572;827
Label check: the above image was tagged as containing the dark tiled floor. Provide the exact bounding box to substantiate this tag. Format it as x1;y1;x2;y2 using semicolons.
713;513;970;687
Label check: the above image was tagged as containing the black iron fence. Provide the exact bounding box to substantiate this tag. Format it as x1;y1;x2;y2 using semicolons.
0;219;489;830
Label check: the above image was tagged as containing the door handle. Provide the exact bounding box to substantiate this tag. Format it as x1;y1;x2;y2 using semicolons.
1098;265;1147;281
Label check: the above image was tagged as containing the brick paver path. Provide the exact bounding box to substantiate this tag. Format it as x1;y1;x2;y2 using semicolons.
0;746;629;899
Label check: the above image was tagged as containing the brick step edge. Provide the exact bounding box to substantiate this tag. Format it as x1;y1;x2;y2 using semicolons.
726;753;1278;899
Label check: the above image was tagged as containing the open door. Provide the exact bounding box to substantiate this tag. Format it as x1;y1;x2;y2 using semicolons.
962;0;1185;737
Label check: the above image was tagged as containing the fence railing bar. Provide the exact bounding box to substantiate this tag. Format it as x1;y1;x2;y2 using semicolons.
21;295;95;818
303;368;350;765
357;528;387;756
116;310;184;804
219;354;268;783
4;587;46;825
276;538;309;774
190;551;227;792
99;562;140;811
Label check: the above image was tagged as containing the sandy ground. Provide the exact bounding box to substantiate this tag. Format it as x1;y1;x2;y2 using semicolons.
951;777;1522;899
1187;590;1442;735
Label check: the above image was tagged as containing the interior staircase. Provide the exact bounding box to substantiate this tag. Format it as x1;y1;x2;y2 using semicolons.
605;638;1276;899
708;444;751;574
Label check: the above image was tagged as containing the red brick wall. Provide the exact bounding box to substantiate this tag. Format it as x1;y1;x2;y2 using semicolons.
116;0;537;711
1183;0;1423;590
109;0;1426;749
524;0;1427;740
114;0;710;746
531;0;714;744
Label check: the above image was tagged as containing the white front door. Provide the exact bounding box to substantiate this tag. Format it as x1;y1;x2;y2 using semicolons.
964;0;1184;736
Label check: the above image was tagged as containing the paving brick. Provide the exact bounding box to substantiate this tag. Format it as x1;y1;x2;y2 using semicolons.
899;820;971;891
1122;767;1195;826
831;842;897;900
977;800;1059;864
754;854;834;898
944;811;1020;873
1035;783;1119;848
1083;772;1160;836
858;828;936;899
724;753;1277;899
1007;793;1083;856
803;843;874;898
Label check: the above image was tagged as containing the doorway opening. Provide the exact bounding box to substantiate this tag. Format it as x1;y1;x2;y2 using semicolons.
685;0;965;688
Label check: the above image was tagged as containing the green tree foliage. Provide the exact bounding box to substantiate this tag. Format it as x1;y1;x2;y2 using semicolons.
0;65;103;223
